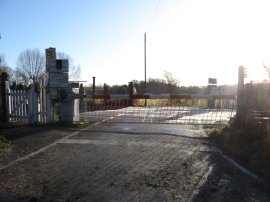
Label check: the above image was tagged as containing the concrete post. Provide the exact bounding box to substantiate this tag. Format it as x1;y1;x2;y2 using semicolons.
60;98;80;122
28;83;38;124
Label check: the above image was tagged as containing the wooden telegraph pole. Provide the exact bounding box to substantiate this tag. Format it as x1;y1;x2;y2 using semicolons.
144;32;147;106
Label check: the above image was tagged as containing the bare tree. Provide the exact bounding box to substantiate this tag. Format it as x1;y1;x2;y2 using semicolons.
262;62;270;78
164;71;180;85
15;49;45;86
0;65;13;81
0;54;14;81
0;53;6;67
164;71;180;94
57;51;81;81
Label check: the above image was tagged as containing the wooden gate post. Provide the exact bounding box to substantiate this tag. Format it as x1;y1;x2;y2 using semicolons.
0;72;8;123
128;82;134;106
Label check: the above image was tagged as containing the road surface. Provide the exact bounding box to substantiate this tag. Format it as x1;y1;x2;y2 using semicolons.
0;123;269;201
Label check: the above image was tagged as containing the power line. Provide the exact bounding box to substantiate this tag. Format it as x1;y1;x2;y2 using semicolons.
149;0;161;33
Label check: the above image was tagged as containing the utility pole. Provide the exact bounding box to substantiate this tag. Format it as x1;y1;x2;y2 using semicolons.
144;32;147;93
144;32;147;106
0;33;2;64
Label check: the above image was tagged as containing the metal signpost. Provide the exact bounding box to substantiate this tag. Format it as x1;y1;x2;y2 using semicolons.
45;47;79;122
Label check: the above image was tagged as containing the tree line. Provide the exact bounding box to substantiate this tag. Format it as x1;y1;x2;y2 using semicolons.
84;79;212;95
83;70;238;96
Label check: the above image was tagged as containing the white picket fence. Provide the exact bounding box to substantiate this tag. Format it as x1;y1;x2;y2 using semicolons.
5;81;47;124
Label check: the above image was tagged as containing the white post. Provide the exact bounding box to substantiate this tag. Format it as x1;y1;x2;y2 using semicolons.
46;92;52;123
19;90;22;121
29;84;38;123
39;75;51;123
5;81;10;122
73;98;80;122
39;77;47;123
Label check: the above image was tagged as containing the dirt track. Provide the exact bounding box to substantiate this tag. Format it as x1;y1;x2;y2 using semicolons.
0;123;269;201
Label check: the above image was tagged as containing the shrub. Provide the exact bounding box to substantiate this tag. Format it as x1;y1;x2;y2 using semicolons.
206;119;270;180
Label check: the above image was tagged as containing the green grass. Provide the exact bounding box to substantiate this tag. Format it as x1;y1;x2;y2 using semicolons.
75;120;89;128
0;135;10;149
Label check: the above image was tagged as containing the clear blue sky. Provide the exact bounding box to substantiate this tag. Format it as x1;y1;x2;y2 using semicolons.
1;0;270;86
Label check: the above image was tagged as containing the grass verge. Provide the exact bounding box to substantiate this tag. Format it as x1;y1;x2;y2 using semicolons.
0;134;10;149
205;119;270;181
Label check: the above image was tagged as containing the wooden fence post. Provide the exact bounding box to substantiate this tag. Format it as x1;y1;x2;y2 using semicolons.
0;73;8;122
5;81;11;122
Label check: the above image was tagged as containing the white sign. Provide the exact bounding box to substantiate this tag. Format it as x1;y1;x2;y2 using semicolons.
49;72;69;88
45;48;69;73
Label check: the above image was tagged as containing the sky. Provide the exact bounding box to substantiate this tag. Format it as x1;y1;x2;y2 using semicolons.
1;0;270;87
